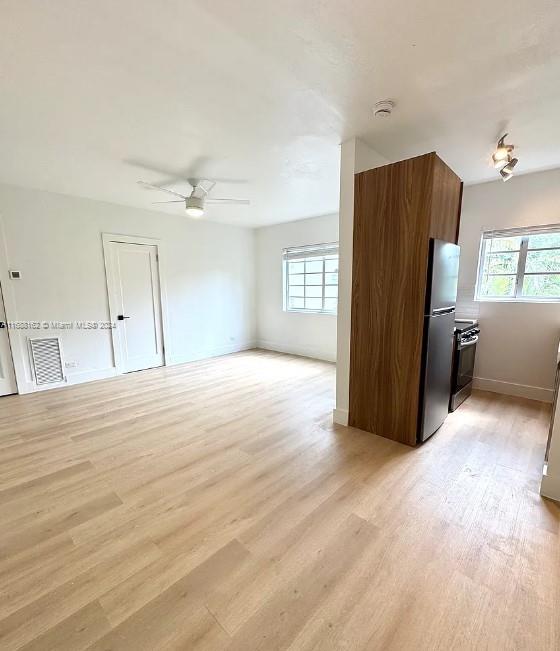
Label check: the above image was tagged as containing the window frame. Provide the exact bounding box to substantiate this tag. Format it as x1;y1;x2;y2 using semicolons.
475;225;560;303
283;242;339;315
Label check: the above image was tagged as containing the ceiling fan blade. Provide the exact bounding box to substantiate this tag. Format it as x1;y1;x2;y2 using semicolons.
137;180;187;200
205;198;250;205
152;200;185;204
196;179;217;195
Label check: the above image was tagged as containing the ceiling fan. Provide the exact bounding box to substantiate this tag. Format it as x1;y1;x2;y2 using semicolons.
137;179;250;218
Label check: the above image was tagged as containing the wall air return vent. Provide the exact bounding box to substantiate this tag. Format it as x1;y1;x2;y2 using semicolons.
29;337;65;385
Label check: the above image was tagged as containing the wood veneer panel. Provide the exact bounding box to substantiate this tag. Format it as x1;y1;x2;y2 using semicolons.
429;155;462;243
348;153;435;445
455;181;464;244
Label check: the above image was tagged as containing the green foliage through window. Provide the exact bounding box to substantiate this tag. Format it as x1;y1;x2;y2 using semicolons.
478;227;560;301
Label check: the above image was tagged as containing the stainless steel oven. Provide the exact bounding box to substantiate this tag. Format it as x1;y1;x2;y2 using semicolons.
450;320;479;411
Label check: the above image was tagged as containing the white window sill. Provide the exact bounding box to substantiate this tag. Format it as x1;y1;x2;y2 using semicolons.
475;297;560;304
284;309;337;316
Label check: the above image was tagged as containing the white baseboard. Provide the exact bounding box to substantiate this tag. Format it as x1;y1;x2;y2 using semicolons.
541;464;560;502
17;380;59;394
473;377;553;403
66;367;118;386
15;343;257;394
17;367;118;394
257;340;336;363
333;408;349;426
165;341;257;366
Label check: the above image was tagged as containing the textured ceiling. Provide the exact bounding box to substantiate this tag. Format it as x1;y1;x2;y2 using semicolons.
1;0;559;226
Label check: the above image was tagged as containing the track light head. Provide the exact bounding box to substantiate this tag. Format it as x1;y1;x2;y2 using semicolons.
500;157;518;181
492;133;514;169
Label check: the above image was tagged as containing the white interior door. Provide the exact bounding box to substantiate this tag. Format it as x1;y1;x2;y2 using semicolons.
108;242;164;373
0;284;17;396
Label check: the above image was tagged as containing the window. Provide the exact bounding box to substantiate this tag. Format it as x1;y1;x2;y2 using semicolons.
476;225;560;301
283;242;339;314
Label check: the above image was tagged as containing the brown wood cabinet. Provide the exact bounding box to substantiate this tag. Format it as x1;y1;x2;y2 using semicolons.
348;152;462;446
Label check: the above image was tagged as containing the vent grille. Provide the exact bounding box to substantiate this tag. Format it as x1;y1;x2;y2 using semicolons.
29;338;65;385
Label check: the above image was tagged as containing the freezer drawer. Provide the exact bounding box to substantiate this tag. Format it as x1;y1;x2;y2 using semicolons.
419;311;455;442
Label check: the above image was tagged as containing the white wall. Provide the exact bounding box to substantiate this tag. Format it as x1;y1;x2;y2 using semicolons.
0;183;256;393
5;162;558;406
458;168;560;401
334;138;388;424
256;213;338;361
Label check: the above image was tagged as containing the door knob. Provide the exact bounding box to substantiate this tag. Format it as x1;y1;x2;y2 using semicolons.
117;315;130;320
0;321;5;328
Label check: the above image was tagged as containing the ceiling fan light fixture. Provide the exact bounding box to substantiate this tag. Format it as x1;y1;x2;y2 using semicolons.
186;206;204;218
185;196;205;218
137;178;250;216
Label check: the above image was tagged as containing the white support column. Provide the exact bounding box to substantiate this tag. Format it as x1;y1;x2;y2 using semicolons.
333;138;388;426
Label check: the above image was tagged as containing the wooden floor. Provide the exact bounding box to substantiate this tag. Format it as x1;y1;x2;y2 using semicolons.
0;350;558;650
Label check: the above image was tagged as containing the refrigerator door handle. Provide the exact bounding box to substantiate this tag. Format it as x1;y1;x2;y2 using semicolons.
432;306;455;316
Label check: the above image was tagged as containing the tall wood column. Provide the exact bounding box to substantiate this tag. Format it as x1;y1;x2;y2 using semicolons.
348;152;462;446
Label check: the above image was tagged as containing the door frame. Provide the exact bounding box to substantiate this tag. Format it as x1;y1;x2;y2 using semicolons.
0;215;21;394
102;233;170;375
0;279;17;395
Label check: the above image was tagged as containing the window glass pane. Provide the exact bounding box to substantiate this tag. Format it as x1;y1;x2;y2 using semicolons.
305;259;323;273
525;249;560;273
522;274;560;298
485;252;519;274
284;247;338;313
478;230;560;301
480;274;516;297
305;273;323;286
289;285;304;298
305;297;322;310
488;236;521;252
305;285;322;298
528;233;560;249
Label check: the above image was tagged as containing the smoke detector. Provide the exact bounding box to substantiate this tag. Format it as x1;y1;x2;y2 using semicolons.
374;100;395;117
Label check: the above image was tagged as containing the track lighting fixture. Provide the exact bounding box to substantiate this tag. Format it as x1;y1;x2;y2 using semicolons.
492;134;513;168
492;134;518;181
499;157;518;182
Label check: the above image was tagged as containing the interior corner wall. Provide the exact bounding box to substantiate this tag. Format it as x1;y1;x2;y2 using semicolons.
457;167;560;402
0;182;256;393
255;213;338;362
334;138;388;423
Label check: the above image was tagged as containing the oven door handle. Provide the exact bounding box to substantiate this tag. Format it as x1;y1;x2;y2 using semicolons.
459;335;478;349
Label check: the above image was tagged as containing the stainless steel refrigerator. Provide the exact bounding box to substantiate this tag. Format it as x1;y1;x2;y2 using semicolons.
418;239;460;443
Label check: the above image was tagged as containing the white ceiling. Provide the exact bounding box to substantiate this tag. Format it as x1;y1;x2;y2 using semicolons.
2;1;560;227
